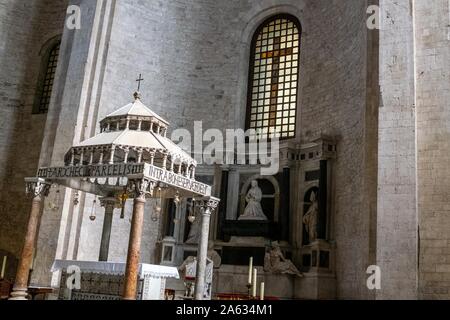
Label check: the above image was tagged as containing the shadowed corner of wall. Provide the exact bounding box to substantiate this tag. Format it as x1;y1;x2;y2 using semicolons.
0;250;19;299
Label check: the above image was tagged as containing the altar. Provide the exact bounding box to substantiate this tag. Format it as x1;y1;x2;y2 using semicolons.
52;260;179;300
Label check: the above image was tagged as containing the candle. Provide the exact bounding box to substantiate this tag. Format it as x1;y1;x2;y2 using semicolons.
248;257;253;284
260;282;265;300
252;268;257;297
1;256;6;279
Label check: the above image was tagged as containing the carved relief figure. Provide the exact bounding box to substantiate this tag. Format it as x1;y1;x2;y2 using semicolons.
239;180;268;221
303;191;318;243
207;243;222;268
179;256;196;298
264;242;302;277
178;256;214;299
178;256;196;277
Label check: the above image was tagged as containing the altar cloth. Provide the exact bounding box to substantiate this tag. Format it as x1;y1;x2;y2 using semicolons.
51;260;180;279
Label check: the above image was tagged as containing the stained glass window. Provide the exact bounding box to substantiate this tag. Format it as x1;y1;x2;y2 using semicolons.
34;42;60;114
246;15;301;140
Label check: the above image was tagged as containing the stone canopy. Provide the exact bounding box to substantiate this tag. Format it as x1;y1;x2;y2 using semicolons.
65;92;195;173
36;92;209;199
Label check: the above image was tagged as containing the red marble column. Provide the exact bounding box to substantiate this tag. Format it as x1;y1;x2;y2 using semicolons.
10;179;49;300
122;179;150;300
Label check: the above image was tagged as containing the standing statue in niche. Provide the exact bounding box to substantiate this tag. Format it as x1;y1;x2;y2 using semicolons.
303;191;318;243
238;180;268;221
186;202;201;244
264;242;302;277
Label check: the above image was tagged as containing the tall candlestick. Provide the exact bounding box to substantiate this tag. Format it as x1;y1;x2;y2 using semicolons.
1;256;6;279
260;282;265;300
252;268;257;297
248;257;253;284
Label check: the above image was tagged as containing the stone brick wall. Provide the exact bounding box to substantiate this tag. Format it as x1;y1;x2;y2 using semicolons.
0;0;67;268
296;0;373;299
376;0;450;300
414;0;450;299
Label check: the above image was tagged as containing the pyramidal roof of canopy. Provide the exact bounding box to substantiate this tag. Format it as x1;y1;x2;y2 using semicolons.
71;92;193;163
104;95;169;125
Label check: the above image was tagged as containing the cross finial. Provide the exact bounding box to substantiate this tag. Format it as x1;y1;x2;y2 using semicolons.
136;73;144;92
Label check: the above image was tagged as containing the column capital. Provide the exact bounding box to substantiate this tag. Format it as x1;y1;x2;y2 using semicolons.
127;177;155;200
99;197;121;208
25;178;51;198
195;197;220;215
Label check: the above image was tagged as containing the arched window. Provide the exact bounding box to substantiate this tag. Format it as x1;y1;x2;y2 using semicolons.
246;15;301;140
33;41;60;114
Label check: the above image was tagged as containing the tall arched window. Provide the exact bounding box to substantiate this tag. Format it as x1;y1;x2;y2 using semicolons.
33;41;60;114
246;15;301;140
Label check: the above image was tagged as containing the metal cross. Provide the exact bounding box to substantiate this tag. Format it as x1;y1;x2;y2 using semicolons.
136;74;144;92
260;37;293;126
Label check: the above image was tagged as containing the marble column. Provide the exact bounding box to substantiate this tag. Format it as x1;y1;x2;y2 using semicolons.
317;160;328;239
226;169;240;220
217;169;229;240
99;198;117;262
10;178;50;300
280;167;291;241
194;197;220;300
122;178;152;300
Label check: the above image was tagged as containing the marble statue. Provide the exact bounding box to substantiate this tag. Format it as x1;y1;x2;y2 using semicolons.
238;180;268;221
178;256;196;276
264;242;302;277
207;243;222;268
303;191;318;243
178;255;214;300
179;256;197;299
